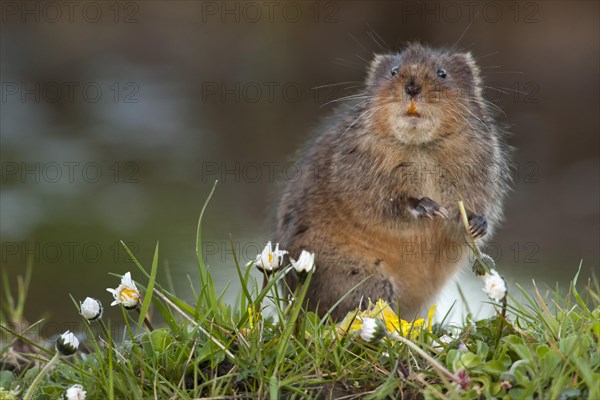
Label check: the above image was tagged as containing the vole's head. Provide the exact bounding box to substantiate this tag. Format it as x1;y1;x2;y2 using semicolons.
365;43;485;146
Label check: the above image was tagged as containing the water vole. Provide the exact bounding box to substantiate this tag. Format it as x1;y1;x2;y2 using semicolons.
276;43;511;320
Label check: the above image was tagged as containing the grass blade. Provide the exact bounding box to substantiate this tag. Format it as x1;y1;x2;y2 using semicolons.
138;242;159;330
196;181;218;291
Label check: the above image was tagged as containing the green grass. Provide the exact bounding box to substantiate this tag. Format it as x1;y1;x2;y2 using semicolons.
1;190;598;399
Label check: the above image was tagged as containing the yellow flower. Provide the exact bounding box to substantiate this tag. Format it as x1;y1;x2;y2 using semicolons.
427;305;437;333
248;306;255;329
337;299;436;341
337;311;364;335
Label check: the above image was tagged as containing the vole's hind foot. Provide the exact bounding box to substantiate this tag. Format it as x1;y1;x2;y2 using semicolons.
411;197;448;220
468;214;488;238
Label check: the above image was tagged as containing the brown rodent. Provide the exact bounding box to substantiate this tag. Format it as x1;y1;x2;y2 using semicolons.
276;43;511;321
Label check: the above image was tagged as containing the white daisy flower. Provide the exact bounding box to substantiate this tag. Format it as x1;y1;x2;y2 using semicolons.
482;269;507;302
64;384;86;400
80;297;103;321
438;334;453;345
431;334;454;353
291;250;315;275
56;330;79;356
106;272;140;309
248;241;287;273
359;318;387;343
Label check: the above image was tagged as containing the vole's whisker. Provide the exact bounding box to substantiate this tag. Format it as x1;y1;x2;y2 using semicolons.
311;81;362;90
479;99;507;117
343;104;383;135
456;103;490;132
321;94;370;108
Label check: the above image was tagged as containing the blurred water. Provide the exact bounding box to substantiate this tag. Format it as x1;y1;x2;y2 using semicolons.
1;1;598;331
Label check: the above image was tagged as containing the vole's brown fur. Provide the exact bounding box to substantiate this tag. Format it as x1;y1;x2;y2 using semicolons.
276;43;511;320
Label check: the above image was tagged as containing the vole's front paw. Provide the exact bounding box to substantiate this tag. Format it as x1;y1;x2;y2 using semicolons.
468;214;488;238
412;197;448;220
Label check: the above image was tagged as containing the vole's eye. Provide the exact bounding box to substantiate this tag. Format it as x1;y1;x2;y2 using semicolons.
391;66;399;76
437;68;447;78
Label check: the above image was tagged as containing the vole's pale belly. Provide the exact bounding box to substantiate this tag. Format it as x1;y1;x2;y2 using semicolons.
331;219;469;309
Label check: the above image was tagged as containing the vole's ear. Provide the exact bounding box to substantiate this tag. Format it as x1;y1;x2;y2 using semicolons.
460;52;481;84
366;54;396;87
459;51;484;110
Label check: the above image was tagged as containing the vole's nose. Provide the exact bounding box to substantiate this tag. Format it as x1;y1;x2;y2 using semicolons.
405;80;421;98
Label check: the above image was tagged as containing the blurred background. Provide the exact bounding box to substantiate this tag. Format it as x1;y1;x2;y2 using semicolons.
1;1;598;334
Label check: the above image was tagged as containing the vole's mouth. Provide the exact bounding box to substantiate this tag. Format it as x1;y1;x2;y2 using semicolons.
405;99;421;118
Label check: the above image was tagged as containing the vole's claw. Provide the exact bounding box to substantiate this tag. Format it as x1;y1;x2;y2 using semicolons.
468;214;488;238
414;197;447;220
436;207;449;219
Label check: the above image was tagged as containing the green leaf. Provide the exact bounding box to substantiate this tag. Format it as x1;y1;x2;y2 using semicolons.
557;388;582;400
476;340;489;359
506;337;533;361
460;352;483;369
481;360;506;376
589;321;600;338
230;237;253;309
138;242;159;330
23;366;41;384
535;344;549;358
0;371;15;390
141;328;173;358
446;349;461;369
269;374;279;400
508;387;530;400
195;180;219;313
571;262;592;317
